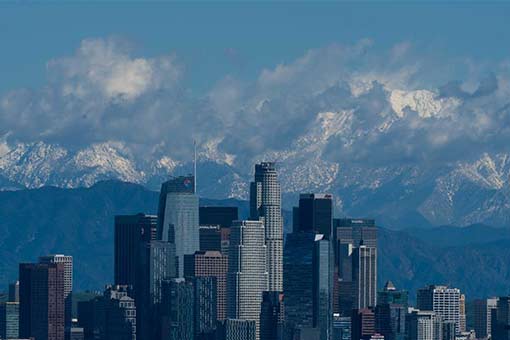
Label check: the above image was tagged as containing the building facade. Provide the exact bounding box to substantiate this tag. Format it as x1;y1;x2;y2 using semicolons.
250;162;283;292
227;220;269;340
0;302;19;339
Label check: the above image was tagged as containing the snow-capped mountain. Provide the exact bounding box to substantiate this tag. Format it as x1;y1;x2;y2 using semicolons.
2;85;510;229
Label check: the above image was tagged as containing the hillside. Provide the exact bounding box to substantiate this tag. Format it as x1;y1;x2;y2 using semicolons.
0;181;509;299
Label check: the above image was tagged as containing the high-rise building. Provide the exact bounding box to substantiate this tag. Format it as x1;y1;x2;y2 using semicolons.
375;282;407;340
184;251;228;321
296;194;333;236
19;262;65;340
351;308;375;340
250;162;283;292
114;214;157;287
101;285;137;340
218;319;257;340
157;176;199;277
138;240;176;340
352;246;377;309
334;219;377;315
260;291;284;340
283;231;314;337
161;278;194;340
8;281;19;302
0;302;19;339
459;294;466;333
192;276;217;339
313;234;333;340
472;297;498;339
199;225;232;255
406;310;442;340
332;314;351;340
227;220;268;340
39;255;73;329
199;206;238;228
417;285;462;333
492;296;510;340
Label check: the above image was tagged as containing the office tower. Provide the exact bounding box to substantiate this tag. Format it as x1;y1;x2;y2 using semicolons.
417;285;462;333
472;297;498;339
352;246;377;309
157;176;199;277
406;310;442;340
260;291;284;340
283;231;314;336
184;251;228;320
442;321;455;340
351;309;375;340
250;162;283;292
332;314;351;340
335;219;377;315
137;240;176;340
67;327;85;340
296;194;333;236
0;302;19;339
19;262;65;340
161;278;194;340
39;255;73;329
192;276;217;339
375;282;407;340
492;296;510;340
114;214;157;287
459;294;466;333
377;281;408;308
8;281;19;302
101;285;137;340
227;220;268;340
313;234;333;340
217;319;257;340
199;225;232;254
375;303;405;340
77;297;100;340
199;206;238;228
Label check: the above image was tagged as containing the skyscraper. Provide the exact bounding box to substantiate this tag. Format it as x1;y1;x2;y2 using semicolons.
334;218;377;315
296;194;333;236
313;234;333;340
260;291;284;340
8;281;19;302
161;278;194;340
473;297;498;339
157;176;199;277
352;246;377;309
218;319;257;340
184;250;229;321
114;214;157;287
492;296;510;340
250;162;283;292
101;285;137;340
19;262;65;340
351;308;375;340
417;285;462;334
192;276;217;339
406;310;442;340
375;282;407;340
138;240;176;340
39;255;73;329
199;206;239;228
0;302;19;339
282;231;314;337
227;220;269;340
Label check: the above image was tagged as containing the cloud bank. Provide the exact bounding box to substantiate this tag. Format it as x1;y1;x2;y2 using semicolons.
1;37;510;169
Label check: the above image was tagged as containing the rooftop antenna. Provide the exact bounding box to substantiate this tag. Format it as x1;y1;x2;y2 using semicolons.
193;139;197;194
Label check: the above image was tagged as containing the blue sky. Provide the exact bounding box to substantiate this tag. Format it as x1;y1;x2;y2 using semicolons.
1;2;510;166
1;2;509;95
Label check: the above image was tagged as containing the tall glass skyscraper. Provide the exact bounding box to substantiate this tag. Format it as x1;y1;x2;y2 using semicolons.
250;162;283;292
313;234;333;340
227;220;268;340
157;175;199;277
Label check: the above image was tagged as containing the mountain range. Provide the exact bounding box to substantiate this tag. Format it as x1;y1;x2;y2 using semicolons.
1;180;509;300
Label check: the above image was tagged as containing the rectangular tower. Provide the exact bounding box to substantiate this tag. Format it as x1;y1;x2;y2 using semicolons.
227;220;269;340
352;246;377;309
157;176;199;277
